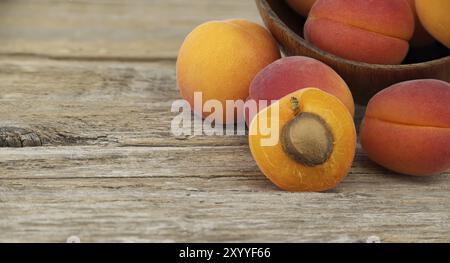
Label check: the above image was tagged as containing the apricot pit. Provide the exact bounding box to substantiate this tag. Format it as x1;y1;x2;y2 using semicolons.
281;111;334;167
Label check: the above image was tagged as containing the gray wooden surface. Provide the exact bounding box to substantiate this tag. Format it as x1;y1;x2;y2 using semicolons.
0;0;449;243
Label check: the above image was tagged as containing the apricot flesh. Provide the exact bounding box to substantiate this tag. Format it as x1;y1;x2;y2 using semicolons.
246;56;354;125
415;0;450;48
177;19;280;123
286;0;317;17
304;0;414;64
360;79;450;176
249;88;356;192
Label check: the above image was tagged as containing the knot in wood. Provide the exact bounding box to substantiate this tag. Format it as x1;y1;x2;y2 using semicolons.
0;127;42;147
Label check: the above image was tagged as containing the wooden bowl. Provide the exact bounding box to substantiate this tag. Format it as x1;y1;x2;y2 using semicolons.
255;0;450;104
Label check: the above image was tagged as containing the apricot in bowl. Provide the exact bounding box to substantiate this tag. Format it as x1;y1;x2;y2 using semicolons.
249;88;356;192
285;0;317;17
255;0;450;104
304;0;415;65
416;0;450;48
407;0;435;47
360;79;450;176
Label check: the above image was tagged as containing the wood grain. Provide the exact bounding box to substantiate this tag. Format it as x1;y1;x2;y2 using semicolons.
0;58;248;147
0;58;366;148
0;144;413;180
0;0;261;60
1;0;449;243
1;146;449;243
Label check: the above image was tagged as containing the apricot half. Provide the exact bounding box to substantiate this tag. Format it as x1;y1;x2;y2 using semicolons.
249;88;356;192
360;79;450;176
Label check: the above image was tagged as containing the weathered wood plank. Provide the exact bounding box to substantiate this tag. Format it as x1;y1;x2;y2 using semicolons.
0;58;251;147
0;0;261;59
0;144;448;242
1;173;449;242
0;127;43;147
0;145;407;179
0;146;259;179
1;0;448;243
0;58;365;147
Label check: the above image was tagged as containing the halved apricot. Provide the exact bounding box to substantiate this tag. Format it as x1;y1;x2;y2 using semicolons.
249;88;356;192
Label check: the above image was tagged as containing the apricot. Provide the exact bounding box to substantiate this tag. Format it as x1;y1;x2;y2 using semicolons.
286;0;317;17
407;0;435;47
246;56;354;125
304;0;415;65
249;88;356;192
415;0;450;48
360;79;450;176
177;19;280;123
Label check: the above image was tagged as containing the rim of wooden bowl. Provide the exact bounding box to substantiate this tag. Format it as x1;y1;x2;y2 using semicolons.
257;0;450;70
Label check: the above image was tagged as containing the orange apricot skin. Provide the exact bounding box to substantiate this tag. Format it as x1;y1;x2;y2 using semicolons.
415;0;450;48
177;19;280;123
304;0;414;64
406;0;435;47
360;79;450;176
249;88;356;192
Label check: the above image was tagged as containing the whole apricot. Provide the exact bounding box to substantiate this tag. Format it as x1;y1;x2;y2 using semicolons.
304;0;415;64
177;19;280;123
286;0;317;17
406;0;435;47
249;88;356;192
246;56;354;125
360;79;450;176
415;0;450;48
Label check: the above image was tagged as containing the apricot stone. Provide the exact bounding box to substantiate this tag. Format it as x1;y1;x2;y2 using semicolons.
286;0;317;17
415;0;450;48
177;19;280;123
304;0;415;64
246;56;354;125
360;79;450;176
249;88;356;192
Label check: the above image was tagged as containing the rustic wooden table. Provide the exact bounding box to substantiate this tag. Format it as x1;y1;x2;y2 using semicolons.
1;0;449;243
